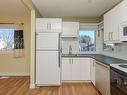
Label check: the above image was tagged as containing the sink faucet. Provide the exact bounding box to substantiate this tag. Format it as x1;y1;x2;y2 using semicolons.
69;45;72;54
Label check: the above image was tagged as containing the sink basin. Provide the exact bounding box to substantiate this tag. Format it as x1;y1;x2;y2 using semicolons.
119;65;127;68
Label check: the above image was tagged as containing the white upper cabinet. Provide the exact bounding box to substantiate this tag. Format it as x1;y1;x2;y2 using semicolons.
104;3;121;43
62;22;79;37
36;18;62;32
104;1;127;43
119;0;127;22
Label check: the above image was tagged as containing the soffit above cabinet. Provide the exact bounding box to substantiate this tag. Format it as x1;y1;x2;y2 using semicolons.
32;0;122;18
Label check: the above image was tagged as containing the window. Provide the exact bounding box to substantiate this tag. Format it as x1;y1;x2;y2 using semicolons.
79;30;96;52
0;29;14;50
103;43;114;51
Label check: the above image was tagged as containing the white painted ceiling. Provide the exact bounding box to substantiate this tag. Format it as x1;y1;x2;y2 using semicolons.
32;0;122;17
0;0;30;17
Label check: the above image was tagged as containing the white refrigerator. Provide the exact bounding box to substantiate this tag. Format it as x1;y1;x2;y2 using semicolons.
36;32;61;86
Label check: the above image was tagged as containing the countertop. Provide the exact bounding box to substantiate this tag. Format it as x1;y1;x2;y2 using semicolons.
62;54;127;66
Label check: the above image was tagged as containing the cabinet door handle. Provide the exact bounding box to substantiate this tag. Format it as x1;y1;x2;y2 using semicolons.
47;24;49;30
69;59;71;64
50;24;51;30
108;32;110;40
111;32;113;40
36;33;39;36
72;59;73;64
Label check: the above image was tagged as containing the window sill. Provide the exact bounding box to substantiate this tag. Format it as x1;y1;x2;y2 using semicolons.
78;51;97;54
0;50;14;54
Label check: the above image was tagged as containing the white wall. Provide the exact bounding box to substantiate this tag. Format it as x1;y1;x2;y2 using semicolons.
0;15;31;76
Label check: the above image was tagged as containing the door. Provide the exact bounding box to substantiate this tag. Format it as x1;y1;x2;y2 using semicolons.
36;51;60;85
36;32;59;50
62;58;71;80
71;58;81;80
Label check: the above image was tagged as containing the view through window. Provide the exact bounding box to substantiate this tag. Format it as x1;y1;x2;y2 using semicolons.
0;29;14;50
103;43;114;51
79;30;96;52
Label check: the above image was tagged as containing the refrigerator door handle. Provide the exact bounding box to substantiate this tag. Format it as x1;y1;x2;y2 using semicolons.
36;33;39;36
58;51;60;68
58;33;61;68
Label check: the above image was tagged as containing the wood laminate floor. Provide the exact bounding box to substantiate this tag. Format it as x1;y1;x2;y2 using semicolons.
0;77;101;95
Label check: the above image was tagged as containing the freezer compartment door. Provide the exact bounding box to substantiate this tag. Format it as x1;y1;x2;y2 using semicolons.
36;51;61;86
36;32;59;50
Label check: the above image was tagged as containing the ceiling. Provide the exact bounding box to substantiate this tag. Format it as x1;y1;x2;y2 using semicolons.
0;0;30;17
32;0;122;18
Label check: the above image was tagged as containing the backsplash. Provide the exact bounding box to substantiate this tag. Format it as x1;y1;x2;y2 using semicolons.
102;43;127;60
61;38;79;54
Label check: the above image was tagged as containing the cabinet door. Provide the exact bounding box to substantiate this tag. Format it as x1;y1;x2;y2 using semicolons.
36;18;62;32
75;58;90;80
90;58;95;85
71;58;81;80
36;18;49;32
104;13;111;42
62;58;71;80
50;19;62;32
62;22;79;37
95;62;110;95
104;2;122;43
80;58;90;80
111;4;120;42
119;0;127;22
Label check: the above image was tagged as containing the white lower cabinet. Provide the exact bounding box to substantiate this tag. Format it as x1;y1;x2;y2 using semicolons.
62;58;71;80
80;58;90;80
62;57;90;81
71;58;81;80
95;61;110;95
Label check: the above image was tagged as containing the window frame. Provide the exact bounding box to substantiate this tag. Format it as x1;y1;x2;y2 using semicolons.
0;28;15;53
79;30;96;53
79;23;98;53
0;23;24;54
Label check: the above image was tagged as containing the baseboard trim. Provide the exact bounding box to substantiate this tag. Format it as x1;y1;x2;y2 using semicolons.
62;80;91;83
0;73;30;76
30;83;36;88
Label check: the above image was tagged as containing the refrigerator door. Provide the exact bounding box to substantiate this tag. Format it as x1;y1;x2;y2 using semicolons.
36;51;61;86
36;32;59;50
